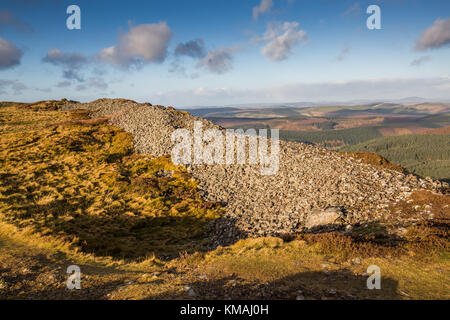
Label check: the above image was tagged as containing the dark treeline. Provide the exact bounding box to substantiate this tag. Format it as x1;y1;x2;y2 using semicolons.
280;127;382;148
343;134;450;181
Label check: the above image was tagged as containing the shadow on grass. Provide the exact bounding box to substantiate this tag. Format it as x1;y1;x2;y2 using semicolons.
147;269;401;300
58;214;241;261
0;196;242;261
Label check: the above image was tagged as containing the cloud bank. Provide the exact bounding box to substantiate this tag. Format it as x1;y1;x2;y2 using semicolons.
150;77;450;106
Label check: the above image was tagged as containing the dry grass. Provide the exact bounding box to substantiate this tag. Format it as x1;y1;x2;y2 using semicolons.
341;152;406;173
0;103;222;260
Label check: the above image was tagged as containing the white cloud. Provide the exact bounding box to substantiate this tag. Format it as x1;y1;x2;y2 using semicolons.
0;37;22;70
99;22;172;68
253;0;273;21
415;18;450;51
43;48;87;68
173;39;237;76
257;22;308;61
196;47;234;74
42;48;89;81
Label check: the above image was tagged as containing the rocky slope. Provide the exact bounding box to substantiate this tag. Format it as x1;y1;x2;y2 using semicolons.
62;99;447;245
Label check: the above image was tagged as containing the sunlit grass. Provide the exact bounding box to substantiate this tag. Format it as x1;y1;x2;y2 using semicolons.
0;103;222;260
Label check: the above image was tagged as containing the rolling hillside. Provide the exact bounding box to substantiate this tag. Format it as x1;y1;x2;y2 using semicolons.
0;100;448;300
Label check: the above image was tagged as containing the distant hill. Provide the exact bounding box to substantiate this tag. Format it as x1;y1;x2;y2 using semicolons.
181;98;450;111
424;126;450;135
297;103;450;117
181;107;241;118
186;103;450;120
280;127;383;149
197;103;450;157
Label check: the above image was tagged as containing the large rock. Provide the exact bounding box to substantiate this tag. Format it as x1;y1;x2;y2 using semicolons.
304;207;345;229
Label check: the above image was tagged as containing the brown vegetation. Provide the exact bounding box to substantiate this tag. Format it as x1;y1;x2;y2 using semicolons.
340;152;406;173
425;126;450;135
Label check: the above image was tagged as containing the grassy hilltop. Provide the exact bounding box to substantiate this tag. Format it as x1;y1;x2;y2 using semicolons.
0;101;448;300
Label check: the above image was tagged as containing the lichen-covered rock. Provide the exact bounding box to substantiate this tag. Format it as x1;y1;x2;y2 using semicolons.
304;207;345;229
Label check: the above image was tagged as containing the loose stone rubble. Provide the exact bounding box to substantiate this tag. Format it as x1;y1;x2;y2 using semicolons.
62;99;448;245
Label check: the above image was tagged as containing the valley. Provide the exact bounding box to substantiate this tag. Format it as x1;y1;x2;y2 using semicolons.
188;103;450;181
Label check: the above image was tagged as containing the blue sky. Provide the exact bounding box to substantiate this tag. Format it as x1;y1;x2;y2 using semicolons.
0;0;449;106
